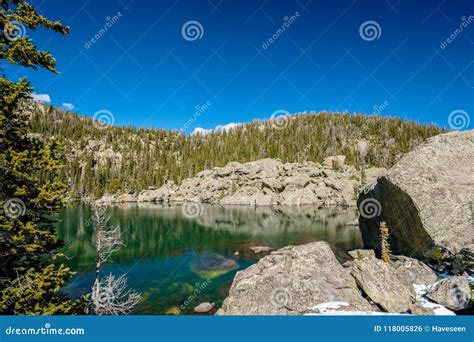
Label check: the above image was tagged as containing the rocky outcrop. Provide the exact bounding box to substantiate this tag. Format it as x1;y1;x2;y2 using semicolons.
357;130;474;263
350;258;415;313
137;182;177;203
127;157;384;208
216;242;374;315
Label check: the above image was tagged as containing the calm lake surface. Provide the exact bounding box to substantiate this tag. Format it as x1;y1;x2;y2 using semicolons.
57;204;362;314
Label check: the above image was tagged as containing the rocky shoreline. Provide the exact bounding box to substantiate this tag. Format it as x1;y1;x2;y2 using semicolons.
216;242;472;315
96;155;386;208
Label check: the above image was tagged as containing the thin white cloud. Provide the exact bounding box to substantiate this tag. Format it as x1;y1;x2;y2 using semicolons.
31;93;51;103
192;122;242;135
62;103;75;110
192;127;209;135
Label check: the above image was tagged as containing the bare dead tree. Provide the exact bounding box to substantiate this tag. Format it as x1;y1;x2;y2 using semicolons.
90;205;141;315
92;205;122;274
92;273;141;315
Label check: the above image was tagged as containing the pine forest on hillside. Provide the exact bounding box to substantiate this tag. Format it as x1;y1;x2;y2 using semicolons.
29;103;446;199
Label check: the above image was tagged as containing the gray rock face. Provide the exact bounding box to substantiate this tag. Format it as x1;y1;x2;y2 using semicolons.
280;188;322;206
348;249;376;260
392;255;438;286
100;157;386;208
426;276;471;310
363;167;386;185
358;130;474;261
220;187;279;206
409;303;436;315
350;258;415;313
217;242;374;315
136;181;177;203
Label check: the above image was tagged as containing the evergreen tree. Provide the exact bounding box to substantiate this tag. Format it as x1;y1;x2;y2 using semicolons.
28;105;445;200
0;0;86;314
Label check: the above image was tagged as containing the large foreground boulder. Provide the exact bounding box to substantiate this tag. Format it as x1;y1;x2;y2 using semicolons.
357;130;474;261
216;242;373;315
350;258;415;313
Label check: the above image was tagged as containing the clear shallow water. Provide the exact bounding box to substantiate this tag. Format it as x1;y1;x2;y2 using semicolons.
57;204;362;314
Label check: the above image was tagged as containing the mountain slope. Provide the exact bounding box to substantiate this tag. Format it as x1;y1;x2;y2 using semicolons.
28;103;446;199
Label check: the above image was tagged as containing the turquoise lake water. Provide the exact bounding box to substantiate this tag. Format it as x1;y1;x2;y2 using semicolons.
57;204;362;314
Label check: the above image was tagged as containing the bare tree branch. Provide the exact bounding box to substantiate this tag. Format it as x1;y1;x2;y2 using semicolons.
90;205;140;315
92;273;141;316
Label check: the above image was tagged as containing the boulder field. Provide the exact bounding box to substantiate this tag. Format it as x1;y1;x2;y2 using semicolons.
216;242;471;315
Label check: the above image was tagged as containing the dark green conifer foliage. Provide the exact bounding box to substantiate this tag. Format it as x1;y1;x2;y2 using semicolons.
0;0;86;314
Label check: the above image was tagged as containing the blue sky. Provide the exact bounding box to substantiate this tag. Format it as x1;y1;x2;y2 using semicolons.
4;0;474;132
